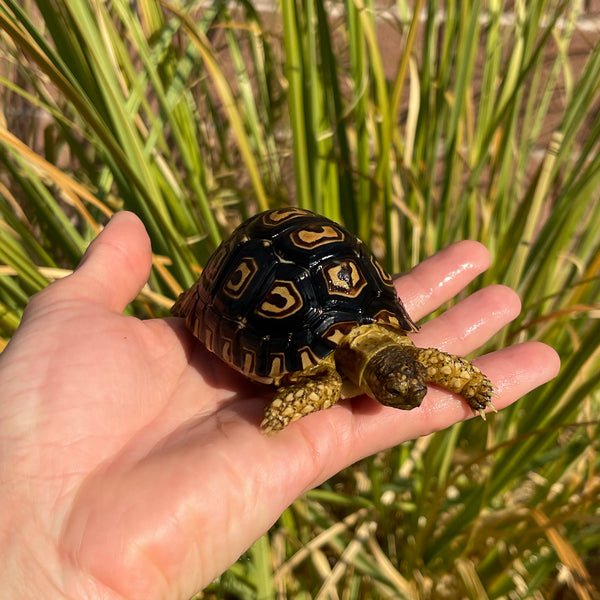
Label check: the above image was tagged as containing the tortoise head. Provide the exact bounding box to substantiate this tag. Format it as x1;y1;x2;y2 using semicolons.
362;345;428;409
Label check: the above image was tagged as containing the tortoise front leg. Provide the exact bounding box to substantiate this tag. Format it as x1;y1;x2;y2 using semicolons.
411;347;495;415
368;325;495;416
261;355;343;433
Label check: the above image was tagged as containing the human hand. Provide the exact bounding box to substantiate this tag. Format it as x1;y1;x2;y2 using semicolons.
0;212;560;600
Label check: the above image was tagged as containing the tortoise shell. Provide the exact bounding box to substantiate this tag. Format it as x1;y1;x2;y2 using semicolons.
172;207;418;384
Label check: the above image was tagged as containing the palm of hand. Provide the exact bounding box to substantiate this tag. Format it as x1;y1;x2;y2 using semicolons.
0;213;559;600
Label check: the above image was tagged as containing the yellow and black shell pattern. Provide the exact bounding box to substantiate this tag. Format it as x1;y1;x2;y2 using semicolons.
172;208;418;384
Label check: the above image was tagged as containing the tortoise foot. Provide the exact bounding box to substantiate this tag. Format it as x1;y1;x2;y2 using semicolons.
261;357;343;433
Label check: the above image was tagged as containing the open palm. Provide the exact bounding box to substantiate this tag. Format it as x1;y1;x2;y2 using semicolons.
0;212;559;600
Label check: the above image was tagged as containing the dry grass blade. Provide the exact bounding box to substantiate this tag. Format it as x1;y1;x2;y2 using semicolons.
274;508;369;580
531;509;599;600
455;558;490;600
0;127;110;227
367;532;416;597
160;0;269;213
314;520;376;600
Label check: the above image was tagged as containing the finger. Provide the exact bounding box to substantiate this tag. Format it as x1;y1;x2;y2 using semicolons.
285;341;561;489
412;284;521;355
395;240;490;320
68;211;152;313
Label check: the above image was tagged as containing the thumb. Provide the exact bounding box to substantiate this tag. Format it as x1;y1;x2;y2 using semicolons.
67;211;152;313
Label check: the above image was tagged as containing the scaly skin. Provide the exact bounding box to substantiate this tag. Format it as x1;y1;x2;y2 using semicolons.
412;347;494;413
378;324;495;414
261;323;495;432
261;355;343;433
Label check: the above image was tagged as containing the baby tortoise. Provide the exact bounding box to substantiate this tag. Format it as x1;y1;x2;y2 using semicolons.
172;208;494;433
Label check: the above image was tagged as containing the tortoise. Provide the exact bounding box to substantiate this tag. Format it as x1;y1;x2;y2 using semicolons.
172;207;494;433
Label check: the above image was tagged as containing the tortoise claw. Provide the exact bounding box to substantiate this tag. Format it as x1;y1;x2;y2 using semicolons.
476;397;498;420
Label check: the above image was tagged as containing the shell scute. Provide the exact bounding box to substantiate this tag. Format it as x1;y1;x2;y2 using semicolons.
172;208;417;382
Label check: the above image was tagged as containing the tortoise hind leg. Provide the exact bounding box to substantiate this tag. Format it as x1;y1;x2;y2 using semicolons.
261;355;343;433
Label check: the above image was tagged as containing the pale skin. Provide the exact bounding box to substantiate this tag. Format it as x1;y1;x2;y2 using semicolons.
0;212;560;600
